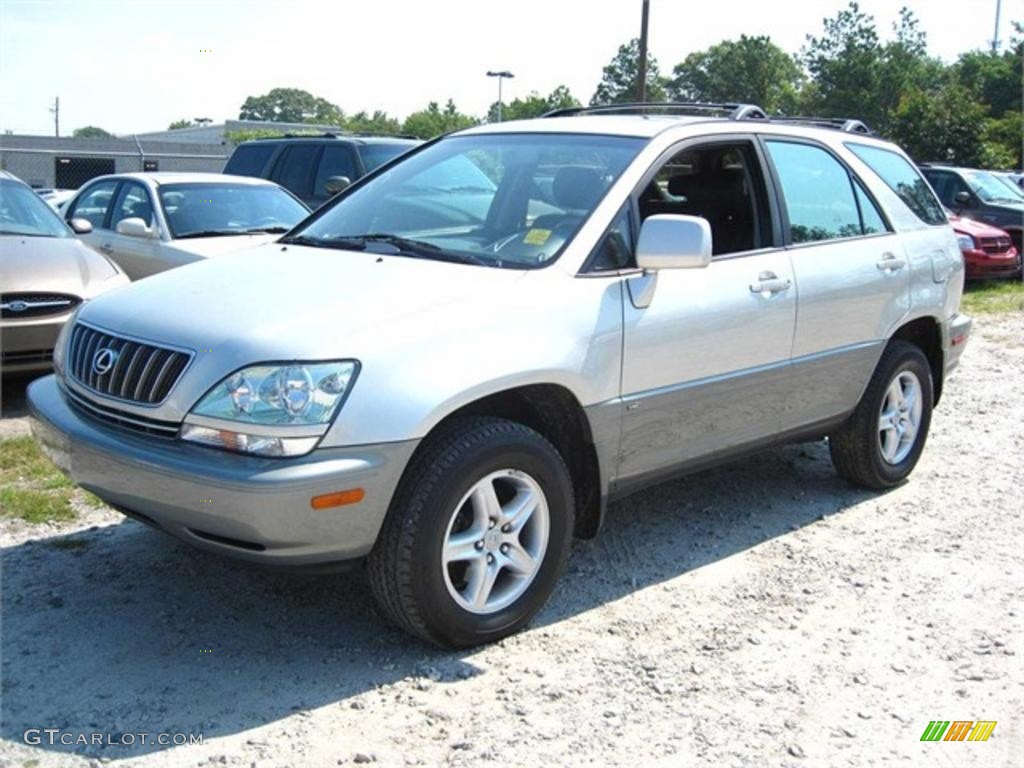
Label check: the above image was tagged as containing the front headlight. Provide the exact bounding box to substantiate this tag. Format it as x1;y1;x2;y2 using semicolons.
181;361;358;457
957;234;975;251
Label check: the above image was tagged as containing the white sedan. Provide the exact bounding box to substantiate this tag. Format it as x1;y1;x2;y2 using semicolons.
62;172;310;280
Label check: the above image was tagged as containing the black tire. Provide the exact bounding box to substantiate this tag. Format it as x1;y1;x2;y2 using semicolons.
368;417;574;648
829;340;934;490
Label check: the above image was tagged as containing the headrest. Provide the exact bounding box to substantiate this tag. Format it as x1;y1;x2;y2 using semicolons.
553;166;604;211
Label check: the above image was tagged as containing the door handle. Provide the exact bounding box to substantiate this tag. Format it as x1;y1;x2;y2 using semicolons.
749;271;792;295
99;243;113;253
876;252;906;272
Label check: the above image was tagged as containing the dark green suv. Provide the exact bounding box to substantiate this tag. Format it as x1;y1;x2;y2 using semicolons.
224;134;420;209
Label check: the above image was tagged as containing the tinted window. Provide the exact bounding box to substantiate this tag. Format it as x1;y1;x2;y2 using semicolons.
846;143;946;225
0;179;70;238
67;180;119;229
312;146;358;204
767;141;867;243
638;142;769;255
359;143;417;172
159;183;309;238
272;145;320;198
111;182;155;229
224;144;276;177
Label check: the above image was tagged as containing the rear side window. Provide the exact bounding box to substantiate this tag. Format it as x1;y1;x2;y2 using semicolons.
846;143;946;225
67;180;119;229
224;144;276;177
272;145;320;198
766;140;873;243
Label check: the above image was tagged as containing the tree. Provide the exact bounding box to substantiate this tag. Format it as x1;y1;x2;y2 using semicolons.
889;82;988;165
401;100;479;139
669;35;803;113
72;126;112;138
345;110;402;135
486;85;580;122
238;88;344;124
591;38;667;105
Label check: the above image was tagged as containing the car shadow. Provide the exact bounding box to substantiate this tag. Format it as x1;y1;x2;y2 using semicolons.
0;440;875;759
1;371;38;420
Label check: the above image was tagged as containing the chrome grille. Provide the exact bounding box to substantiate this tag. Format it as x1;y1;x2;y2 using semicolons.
67;324;191;405
1;292;80;319
64;384;181;437
979;236;1012;255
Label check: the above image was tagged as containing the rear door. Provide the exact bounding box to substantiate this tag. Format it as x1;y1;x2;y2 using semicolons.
762;138;910;429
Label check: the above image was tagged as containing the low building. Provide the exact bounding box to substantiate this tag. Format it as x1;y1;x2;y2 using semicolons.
134;119;341;144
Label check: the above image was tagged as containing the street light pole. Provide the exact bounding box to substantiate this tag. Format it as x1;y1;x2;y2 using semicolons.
638;0;650;102
486;70;515;122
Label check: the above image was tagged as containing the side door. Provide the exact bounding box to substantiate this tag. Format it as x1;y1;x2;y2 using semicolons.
310;145;359;208
269;144;322;208
617;138;796;485
65;179;119;255
104;181;166;279
762;138;910;429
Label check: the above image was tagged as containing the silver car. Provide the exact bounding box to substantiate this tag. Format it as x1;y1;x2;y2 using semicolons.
62;172;309;280
29;105;971;647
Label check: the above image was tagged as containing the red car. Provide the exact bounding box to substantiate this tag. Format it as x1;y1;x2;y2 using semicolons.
950;213;1021;279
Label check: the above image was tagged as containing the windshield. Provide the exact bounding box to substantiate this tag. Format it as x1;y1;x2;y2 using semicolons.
0;179;72;238
158;183;310;238
285;133;646;269
963;170;1024;204
360;142;419;172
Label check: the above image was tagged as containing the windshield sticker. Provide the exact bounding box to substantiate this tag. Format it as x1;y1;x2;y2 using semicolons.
523;229;552;246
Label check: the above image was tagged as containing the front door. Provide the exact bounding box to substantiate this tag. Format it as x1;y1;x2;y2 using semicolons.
618;139;796;484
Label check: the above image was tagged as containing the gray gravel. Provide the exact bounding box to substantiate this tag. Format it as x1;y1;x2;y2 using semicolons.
1;313;1021;767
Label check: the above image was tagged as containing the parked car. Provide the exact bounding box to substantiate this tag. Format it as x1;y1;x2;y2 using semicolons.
224;134;420;209
29;105;971;647
34;187;77;210
991;170;1024;198
1;171;128;374
949;211;1021;279
920;164;1024;254
61;172;310;280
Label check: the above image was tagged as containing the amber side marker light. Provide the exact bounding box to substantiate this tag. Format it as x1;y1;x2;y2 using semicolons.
311;489;365;510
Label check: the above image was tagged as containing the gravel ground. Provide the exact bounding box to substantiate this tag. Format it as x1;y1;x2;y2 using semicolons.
1;314;1021;768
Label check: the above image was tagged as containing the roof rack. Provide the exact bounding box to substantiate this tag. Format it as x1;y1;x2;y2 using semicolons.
770;116;872;135
252;132;420;141
541;101;768;121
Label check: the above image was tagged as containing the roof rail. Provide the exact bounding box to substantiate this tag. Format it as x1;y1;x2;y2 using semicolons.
541;101;768;121
771;116;872;135
251;132;420;141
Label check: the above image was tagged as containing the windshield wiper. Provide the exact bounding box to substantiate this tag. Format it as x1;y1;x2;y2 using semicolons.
342;233;488;266
175;229;253;239
0;230;48;237
280;234;368;250
242;225;292;234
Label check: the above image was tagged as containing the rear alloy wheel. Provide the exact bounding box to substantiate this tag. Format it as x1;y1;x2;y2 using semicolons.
829;340;934;490
368;417;574;648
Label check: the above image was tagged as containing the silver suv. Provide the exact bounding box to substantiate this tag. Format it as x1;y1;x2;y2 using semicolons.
28;103;971;647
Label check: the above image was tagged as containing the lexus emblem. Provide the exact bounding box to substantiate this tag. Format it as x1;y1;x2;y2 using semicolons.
92;347;119;375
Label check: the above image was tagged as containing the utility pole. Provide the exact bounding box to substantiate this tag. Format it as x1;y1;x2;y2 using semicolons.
992;0;1002;53
486;71;515;121
50;96;60;137
638;0;650;102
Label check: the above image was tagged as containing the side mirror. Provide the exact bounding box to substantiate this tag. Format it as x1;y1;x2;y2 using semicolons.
636;214;712;270
116;217;156;238
323;175;352;195
954;190;972;206
69;218;93;235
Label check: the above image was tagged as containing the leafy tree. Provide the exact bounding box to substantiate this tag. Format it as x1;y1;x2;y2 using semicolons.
669;35;803;113
167;119;194;130
591;38;667;105
889;82;988;165
224;128;318;144
345;110;402;135
401;100;479;139
239;88;344;124
486;85;580;122
72;126;112;138
955;48;1022;119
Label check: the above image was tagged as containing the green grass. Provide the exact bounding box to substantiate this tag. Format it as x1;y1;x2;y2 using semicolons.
961;280;1024;315
0;436;86;524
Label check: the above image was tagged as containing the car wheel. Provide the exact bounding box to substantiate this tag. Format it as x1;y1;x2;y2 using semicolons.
829;340;934;490
368;417;574;648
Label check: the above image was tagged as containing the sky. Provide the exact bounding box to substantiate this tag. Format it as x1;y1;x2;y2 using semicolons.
0;0;1020;136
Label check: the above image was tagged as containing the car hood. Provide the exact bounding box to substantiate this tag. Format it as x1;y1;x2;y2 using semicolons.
949;215;1011;239
0;234;123;295
168;232;280;257
76;242;529;361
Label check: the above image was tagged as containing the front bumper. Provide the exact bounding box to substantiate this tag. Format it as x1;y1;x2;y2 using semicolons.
28;375;418;567
964;250;1022;279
